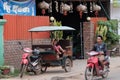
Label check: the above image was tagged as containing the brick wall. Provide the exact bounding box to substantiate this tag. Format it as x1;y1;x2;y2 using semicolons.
83;22;95;59
4;39;51;69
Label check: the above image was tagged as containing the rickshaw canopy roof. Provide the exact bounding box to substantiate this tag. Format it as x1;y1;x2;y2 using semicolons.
28;26;75;32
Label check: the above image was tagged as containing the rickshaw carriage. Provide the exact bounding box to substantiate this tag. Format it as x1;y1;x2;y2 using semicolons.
28;26;75;72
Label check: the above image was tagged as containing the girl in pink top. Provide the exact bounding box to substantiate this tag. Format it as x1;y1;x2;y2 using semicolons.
52;39;65;57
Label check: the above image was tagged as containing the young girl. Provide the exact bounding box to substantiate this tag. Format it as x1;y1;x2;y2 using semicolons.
52;39;65;58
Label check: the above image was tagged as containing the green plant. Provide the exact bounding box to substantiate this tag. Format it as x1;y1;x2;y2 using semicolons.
96;20;120;48
66;36;73;40
0;66;10;70
9;69;19;77
50;19;63;40
0;65;10;75
96;20;108;41
0;69;19;78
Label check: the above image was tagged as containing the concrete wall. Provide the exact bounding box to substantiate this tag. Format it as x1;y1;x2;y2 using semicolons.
110;0;120;35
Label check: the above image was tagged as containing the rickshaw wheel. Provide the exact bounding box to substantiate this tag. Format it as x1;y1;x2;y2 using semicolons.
64;58;72;72
41;65;47;73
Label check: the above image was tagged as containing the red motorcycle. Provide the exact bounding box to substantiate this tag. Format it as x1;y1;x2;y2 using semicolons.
19;42;42;78
85;51;110;80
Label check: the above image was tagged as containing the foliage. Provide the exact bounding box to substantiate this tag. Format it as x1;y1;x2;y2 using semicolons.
0;69;19;78
96;20;108;41
50;19;63;40
0;66;10;70
66;35;73;40
96;20;120;48
9;69;19;77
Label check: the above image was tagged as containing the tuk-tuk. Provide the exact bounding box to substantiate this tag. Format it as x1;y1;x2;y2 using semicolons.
28;26;75;72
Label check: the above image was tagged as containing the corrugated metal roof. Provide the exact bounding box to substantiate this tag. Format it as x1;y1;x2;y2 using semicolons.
3;15;50;40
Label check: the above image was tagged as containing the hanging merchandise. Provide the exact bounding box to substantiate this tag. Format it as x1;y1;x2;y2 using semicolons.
55;1;59;12
48;2;52;13
62;4;71;16
90;2;93;12
76;4;87;18
38;1;49;15
69;2;73;13
60;3;71;16
93;3;101;17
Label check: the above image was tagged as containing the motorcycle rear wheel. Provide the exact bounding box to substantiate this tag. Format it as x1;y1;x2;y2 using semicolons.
20;64;26;78
85;67;94;80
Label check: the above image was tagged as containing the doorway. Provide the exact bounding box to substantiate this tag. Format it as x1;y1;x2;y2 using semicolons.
57;12;87;59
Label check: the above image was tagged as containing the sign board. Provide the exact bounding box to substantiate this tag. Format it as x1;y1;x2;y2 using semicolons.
0;0;36;16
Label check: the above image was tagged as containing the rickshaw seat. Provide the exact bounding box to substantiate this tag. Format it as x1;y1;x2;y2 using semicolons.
40;50;56;55
40;51;59;60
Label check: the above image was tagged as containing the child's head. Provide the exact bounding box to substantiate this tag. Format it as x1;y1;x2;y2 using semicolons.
96;35;103;43
52;39;58;45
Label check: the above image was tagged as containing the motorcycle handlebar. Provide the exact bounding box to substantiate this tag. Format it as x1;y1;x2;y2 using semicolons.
86;51;99;56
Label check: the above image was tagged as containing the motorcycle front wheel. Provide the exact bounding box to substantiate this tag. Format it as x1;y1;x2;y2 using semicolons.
41;65;47;73
102;66;109;78
85;67;94;80
20;64;27;78
34;62;42;75
64;58;72;72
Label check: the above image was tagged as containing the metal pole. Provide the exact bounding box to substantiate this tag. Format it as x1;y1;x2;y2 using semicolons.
80;22;84;59
30;32;33;49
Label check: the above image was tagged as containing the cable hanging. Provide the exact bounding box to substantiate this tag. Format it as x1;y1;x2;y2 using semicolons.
98;0;110;20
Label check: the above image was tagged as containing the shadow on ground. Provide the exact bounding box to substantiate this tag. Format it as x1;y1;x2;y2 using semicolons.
51;74;82;80
51;75;108;80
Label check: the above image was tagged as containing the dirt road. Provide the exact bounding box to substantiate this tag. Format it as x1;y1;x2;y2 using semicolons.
0;57;120;80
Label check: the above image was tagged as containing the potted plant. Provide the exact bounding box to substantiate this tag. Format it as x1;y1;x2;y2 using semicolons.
0;65;10;75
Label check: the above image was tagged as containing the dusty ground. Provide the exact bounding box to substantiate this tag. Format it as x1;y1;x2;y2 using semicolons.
0;56;120;80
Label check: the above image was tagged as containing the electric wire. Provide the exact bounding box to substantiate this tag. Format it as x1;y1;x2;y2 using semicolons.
98;0;110;20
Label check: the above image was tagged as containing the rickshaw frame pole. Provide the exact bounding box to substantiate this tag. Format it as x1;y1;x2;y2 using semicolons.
30;32;33;48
